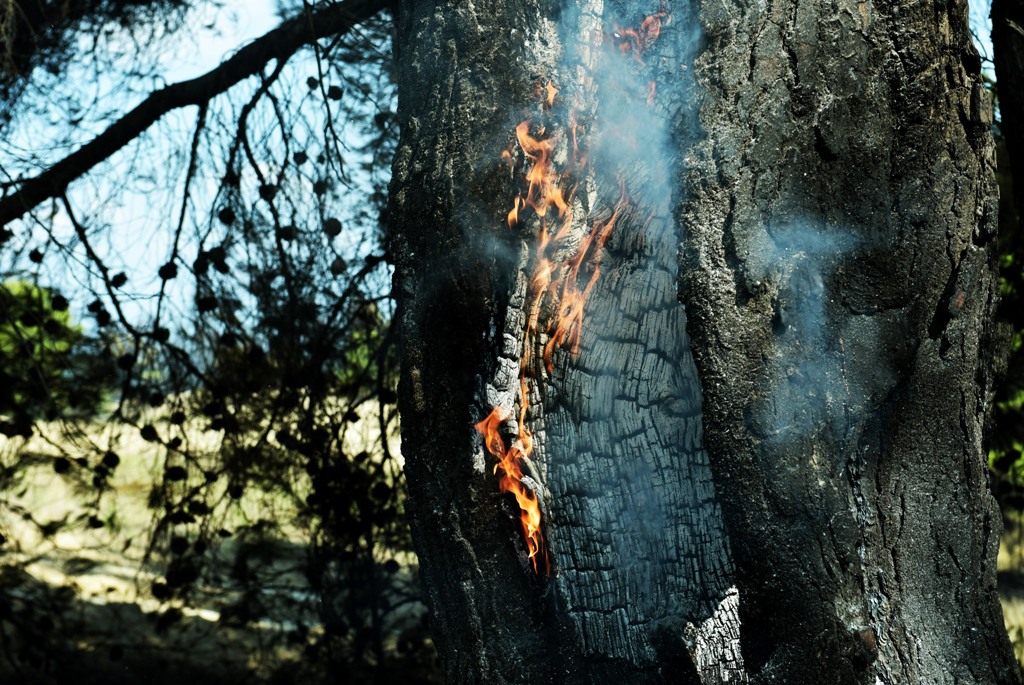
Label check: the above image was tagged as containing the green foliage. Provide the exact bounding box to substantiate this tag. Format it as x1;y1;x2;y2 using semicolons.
0;2;437;682
987;97;1024;524
0;279;116;435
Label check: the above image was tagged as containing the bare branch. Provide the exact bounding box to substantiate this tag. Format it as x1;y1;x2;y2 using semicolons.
0;0;387;234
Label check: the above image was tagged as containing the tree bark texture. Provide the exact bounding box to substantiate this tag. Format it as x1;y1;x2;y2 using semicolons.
682;0;1018;683
389;1;737;682
389;0;1021;683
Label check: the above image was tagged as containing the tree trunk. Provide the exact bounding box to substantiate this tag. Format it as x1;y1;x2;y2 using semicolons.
994;0;1024;221
388;0;1020;683
992;0;1024;339
682;0;1018;682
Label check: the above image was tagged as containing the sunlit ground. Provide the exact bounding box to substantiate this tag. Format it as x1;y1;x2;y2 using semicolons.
7;413;1024;680
0;410;436;685
1000;527;1024;666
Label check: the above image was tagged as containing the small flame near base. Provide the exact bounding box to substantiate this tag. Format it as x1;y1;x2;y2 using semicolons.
475;406;550;574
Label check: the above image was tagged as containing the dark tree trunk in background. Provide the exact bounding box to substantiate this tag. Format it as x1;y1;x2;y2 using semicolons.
993;0;1024;330
388;0;1019;683
995;0;1024;220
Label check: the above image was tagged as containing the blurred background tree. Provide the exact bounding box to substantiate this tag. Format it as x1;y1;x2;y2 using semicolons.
991;0;1024;500
0;1;435;683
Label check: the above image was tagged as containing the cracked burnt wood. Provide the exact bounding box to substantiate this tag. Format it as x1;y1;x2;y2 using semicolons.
389;0;735;682
681;0;1020;683
389;0;1020;682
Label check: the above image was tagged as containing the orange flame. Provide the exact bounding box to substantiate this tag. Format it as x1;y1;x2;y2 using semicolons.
485;114;626;575
515;121;569;219
482;9;664;575
475;407;550;574
544;183;628;370
545;81;559;108
507;194;524;229
614;9;667;65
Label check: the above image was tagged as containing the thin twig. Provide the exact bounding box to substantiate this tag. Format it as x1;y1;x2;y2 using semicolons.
0;0;386;231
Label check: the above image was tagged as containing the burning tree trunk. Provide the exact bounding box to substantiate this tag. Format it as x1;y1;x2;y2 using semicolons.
388;0;1019;683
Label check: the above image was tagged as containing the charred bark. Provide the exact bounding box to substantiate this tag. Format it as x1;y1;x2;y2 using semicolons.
682;0;1018;683
390;0;1020;683
389;0;734;682
388;5;551;681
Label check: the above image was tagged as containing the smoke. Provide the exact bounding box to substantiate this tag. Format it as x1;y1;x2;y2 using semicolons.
555;0;703;222
744;222;865;464
520;0;743;666
464;0;748;668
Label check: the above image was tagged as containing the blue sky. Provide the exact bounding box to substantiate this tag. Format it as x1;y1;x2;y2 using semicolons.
971;0;995;75
2;0;392;330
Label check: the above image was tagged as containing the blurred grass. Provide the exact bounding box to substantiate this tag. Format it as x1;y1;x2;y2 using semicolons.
0;405;434;685
1001;530;1024;666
